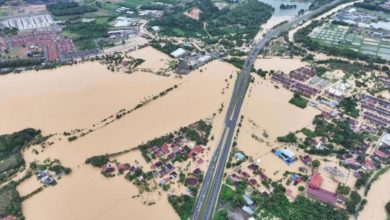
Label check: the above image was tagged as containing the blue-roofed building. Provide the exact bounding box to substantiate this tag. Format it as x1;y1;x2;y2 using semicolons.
275;148;296;164
235;152;245;161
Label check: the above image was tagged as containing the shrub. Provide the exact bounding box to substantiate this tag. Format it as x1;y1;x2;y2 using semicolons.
67;136;78;142
337;184;351;195
385;201;390;215
277;132;297;143
85;155;109;167
168;194;195;220
312;159;320;168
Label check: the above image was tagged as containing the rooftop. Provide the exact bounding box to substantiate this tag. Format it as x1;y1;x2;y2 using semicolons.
309;172;323;189
380;133;390;146
170;48;186;58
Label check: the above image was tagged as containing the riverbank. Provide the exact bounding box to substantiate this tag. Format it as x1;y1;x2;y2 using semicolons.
359;169;390;220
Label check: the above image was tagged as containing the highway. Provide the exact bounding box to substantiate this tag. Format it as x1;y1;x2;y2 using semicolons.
191;1;346;219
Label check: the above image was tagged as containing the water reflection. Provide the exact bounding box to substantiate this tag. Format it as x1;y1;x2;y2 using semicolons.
258;0;312;17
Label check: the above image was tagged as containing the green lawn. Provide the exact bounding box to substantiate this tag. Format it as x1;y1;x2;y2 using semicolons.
95;17;110;25
289;93;308;109
101;2;120;11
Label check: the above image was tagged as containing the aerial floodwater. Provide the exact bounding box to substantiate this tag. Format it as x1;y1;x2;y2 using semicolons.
1;0;390;219
255;0;312;40
258;0;312;16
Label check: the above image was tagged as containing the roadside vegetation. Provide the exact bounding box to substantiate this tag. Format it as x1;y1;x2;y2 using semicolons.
168;194;195;220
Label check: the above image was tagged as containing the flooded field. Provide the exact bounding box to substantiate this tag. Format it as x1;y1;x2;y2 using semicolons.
0;47;238;220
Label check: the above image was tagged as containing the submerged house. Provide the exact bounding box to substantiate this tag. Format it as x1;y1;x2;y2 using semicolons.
101;164;115;174
41;175;56;186
235;152;246;161
229;173;241;183
300;155;313;166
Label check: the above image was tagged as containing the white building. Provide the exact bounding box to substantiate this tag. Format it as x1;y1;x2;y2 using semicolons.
170;48;186;58
198;54;211;63
113;17;138;27
1;14;54;31
243;194;254;206
151;26;160;32
380;133;390;146
371;21;390;32
242;206;254;215
327;81;350;97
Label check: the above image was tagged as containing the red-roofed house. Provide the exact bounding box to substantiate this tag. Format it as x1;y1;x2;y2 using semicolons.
188;145;205;158
248;163;259;171
121;60;130;66
229;173;241;183
102;164;115;174
309;172;323;189
307;186;337;205
148;145;157;153
363;159;374;170
117;163;128;172
241;171;250;179
248;178;257;186
161;144;170;155
375;149;389;159
197;158;204;166
259;171;268;181
1;216;17;220
307;172;337;205
300;155;312;166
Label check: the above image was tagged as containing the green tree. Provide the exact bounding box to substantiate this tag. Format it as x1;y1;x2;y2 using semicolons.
277;132;297;143
385;201;390;215
337;184;351;195
312;159;320;168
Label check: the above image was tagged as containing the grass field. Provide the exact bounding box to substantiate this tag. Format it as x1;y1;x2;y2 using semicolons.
101;2;121;11
95;17;110;25
309;23;390;60
289;93;308;109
